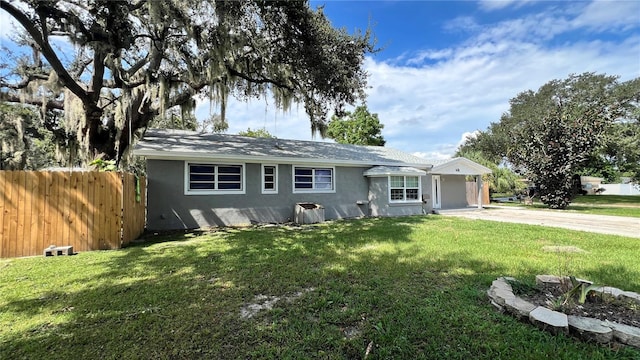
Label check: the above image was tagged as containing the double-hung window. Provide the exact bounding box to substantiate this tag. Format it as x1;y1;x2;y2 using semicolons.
389;176;420;202
293;167;334;193
262;164;278;194
185;162;244;195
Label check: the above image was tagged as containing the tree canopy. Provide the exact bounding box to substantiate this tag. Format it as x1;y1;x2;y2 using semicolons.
0;0;374;167
457;73;640;209
325;105;385;146
237;127;274;138
454;149;526;195
0;103;57;170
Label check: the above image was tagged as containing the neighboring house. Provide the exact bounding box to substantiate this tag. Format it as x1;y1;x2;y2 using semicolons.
580;176;604;195
133;129;491;230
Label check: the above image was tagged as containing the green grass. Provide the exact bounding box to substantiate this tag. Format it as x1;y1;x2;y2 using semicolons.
2;217;639;359
571;194;640;206
495;195;640;217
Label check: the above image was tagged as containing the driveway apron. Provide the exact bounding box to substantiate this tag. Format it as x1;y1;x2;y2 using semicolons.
438;207;640;238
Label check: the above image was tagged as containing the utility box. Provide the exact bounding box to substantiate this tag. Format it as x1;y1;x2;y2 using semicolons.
294;203;325;224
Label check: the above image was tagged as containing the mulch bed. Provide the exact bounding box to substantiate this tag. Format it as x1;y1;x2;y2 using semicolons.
516;282;639;328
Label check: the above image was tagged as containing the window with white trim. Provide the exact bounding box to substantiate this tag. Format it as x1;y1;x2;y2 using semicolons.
185;162;244;194
262;164;278;194
389;175;421;202
293;167;334;192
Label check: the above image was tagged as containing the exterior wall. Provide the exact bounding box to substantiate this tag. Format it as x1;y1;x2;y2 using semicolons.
146;160;370;229
422;174;434;211
367;177;428;217
440;175;469;209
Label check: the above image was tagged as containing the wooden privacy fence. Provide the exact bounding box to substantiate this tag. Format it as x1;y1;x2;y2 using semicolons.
0;171;145;258
466;181;490;206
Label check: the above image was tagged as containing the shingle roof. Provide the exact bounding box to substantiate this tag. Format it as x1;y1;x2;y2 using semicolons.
134;129;433;168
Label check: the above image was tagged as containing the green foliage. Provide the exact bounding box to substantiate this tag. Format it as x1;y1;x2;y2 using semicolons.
601;120;640;183
555;276;602;307
150;108;198;131
567;276;601;305
457;130;507;165
238;127;275;138
326;105;385;146
0;0;375;165
0;103;58;170
506;73;637;209
89;159;117;172
506;279;539;297
456;149;526;194
460;73;639;209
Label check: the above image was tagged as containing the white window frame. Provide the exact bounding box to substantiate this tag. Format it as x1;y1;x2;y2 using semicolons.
388;175;422;203
292;166;336;193
184;161;246;195
261;164;278;194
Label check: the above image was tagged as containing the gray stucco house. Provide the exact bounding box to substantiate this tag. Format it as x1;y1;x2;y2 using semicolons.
134;129;491;230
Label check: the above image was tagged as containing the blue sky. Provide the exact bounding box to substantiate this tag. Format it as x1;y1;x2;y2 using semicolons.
216;0;640;159
1;1;639;159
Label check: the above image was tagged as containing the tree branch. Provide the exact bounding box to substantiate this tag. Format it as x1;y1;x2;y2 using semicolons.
0;92;64;110
1;73;50;89
90;49;106;101
226;65;294;91
1;0;87;99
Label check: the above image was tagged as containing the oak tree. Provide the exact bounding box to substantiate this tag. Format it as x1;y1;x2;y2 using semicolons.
500;73;638;208
0;0;374;166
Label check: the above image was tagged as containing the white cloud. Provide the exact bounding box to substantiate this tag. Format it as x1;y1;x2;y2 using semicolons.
478;0;538;11
573;0;640;31
459;131;480;146
412;151;451;161
199;25;637;158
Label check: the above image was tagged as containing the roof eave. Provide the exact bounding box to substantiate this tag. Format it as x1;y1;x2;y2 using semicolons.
134;149;433;169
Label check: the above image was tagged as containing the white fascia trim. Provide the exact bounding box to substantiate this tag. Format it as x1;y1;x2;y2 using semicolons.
136;150;432;168
365;170;427;177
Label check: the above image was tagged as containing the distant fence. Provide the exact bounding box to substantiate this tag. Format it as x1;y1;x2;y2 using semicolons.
599;183;640;196
0;171;145;258
466;182;490;206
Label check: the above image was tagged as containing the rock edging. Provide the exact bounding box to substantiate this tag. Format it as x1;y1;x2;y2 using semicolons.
487;276;640;348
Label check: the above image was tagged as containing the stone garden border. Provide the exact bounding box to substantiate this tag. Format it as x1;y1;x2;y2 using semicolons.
487;275;640;348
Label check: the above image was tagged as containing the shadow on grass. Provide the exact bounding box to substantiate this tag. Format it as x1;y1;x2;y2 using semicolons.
2;216;639;359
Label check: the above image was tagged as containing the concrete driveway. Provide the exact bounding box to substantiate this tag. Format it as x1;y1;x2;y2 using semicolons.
438;207;640;238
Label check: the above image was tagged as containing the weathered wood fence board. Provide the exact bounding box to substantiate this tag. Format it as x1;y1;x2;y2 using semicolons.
0;171;146;258
466;181;490;206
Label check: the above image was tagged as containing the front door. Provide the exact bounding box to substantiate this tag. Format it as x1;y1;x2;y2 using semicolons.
432;175;441;209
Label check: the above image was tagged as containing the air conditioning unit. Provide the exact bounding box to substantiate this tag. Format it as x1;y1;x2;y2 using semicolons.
294;203;325;224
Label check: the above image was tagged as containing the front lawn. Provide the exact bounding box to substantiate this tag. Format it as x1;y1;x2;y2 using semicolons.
1;216;639;359
571;194;640;206
494;194;640;217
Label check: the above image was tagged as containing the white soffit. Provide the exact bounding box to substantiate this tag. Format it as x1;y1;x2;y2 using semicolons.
429;157;492;175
